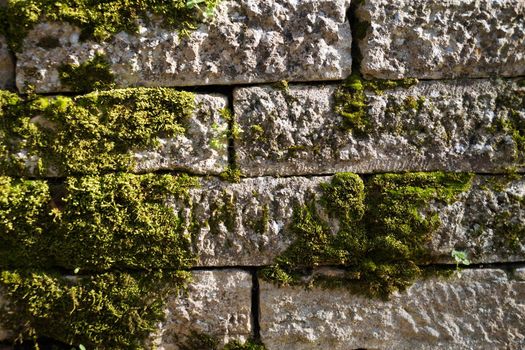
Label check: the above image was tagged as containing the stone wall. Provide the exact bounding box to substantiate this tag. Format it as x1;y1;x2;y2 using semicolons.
0;0;524;349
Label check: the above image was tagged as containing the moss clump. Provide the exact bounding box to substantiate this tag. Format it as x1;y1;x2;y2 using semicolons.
0;269;189;349
0;177;51;267
333;74;418;134
179;332;266;350
0;87;195;176
260;172;473;299
58;52;115;92
4;0;221;52
0;173;199;271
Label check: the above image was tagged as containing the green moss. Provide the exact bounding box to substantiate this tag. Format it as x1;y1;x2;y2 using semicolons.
208;190;237;235
333;74;418;134
251;203;270;235
58;53;115;92
223;339;266;350
493;84;525;163
179;331;219;350
0;269;189;349
218;107;243;182
272;80;289;92
260;172;473;299
0;173;199;271
5;0;221;52
179;333;265;350
220;165;242;183
0;87;195;176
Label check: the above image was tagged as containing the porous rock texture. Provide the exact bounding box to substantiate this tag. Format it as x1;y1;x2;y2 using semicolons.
150;270;253;350
235;79;524;176
185;176;328;267
16;0;353;93
0;36;14;89
356;0;525;79
132;93;229;175
260;268;525;350
182;175;525;267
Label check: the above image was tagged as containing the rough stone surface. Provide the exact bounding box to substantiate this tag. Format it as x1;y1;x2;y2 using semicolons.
180;174;525;267
0;36;15;90
184;176;328;267
15;0;352;93
431;176;525;263
235;79;524;176
151;270;253;350
356;0;525;79
133;93;229;175
260;268;525;350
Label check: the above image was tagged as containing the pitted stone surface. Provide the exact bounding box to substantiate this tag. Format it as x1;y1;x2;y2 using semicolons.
235;79;524;177
356;0;525;79
184;176;329;267
431;176;525;263
15;0;352;93
151;270;252;350
178;175;525;267
132;93;229;175
260;268;525;350
0;36;14;89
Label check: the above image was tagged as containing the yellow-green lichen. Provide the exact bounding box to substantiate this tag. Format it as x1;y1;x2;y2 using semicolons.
260;172;473;299
0;173;199;271
0;87;195;176
0;269;189;349
58;52;115;92
333;74;418;134
4;0;221;52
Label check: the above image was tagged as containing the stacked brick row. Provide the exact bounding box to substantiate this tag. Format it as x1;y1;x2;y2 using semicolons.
0;0;524;349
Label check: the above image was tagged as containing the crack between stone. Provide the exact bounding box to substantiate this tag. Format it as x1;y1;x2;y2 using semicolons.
250;268;262;344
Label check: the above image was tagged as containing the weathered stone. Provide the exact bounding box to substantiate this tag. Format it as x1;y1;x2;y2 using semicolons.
235;79;524;176
15;0;352;93
132;93;229;175
151;270;253;350
186;176;328;267
431;176;525;263
183;174;525;267
1;91;228;176
0;270;252;348
356;0;525;79
0;36;14;90
260;268;525;350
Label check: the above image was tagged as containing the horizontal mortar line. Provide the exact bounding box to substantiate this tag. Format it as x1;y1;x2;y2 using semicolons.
4;169;525;183
12;73;525;97
238;170;525;180
2;262;523;279
415;74;525;83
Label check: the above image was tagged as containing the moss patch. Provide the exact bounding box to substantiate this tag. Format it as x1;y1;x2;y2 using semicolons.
179;332;266;350
58;52;115;92
0;173;199;272
333;74;418;134
0;269;189;349
4;0;221;52
0;87;195;176
260;172;473;299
